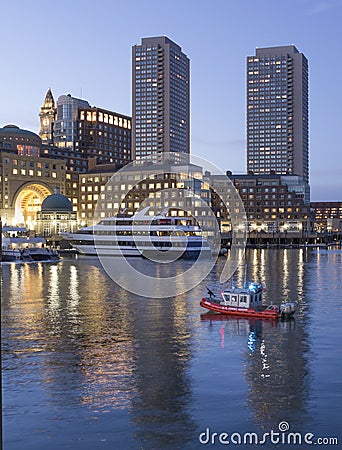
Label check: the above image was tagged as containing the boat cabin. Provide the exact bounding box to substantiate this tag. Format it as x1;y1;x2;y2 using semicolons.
220;283;263;309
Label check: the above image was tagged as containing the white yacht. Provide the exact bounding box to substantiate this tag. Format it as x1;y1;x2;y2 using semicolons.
61;208;213;259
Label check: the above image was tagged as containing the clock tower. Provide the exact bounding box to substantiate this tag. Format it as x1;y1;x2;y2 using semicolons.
39;88;56;144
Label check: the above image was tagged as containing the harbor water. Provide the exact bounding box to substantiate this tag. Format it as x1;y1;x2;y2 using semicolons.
2;248;342;449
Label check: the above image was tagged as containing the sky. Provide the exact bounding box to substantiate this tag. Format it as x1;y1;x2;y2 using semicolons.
1;0;342;201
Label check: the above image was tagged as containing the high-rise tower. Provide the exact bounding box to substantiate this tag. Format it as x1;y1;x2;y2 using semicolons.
132;36;190;163
39;88;56;144
246;45;309;183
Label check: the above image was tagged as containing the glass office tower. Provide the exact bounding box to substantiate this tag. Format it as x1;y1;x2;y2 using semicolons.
53;94;90;151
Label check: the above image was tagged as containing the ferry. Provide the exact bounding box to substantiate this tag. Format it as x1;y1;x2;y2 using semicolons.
200;282;296;320
61;207;213;259
1;226;59;262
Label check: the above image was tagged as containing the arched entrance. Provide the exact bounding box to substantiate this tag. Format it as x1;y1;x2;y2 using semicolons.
14;183;53;229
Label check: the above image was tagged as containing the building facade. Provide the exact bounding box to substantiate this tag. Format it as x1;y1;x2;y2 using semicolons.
246;46;309;184
36;188;77;236
0;125;66;229
77;107;131;166
209;172;311;239
1;124;41;156
311;201;342;231
53;94;91;150
38;91;133;213
77;160;216;240
132;36;190;163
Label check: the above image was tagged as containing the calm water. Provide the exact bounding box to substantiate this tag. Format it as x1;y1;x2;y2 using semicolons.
1;249;342;449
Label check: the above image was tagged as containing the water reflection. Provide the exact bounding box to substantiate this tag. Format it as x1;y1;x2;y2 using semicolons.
246;320;309;429
199;311;309;430
129;293;195;448
244;249;310;430
2;259;196;449
68;265;80;315
2;248;342;449
47;264;60;317
203;248;311;432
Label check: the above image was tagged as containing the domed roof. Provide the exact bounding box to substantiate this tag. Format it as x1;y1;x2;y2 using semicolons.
41;188;73;212
0;124;41;140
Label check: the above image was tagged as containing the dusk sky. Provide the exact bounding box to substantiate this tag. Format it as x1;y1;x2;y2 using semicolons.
1;0;341;201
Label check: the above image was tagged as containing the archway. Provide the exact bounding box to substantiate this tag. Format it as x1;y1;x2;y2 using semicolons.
14;183;53;229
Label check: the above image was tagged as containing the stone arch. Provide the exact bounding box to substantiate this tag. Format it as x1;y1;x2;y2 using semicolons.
13;182;53;228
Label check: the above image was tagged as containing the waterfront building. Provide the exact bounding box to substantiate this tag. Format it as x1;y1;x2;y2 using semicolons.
311;201;342;231
246;45;309;184
208;172;311;239
41;144;88;211
77;160;214;239
132;36;190;164
78;159;116;224
39;88;56;144
36;188;77;236
0;125;65;228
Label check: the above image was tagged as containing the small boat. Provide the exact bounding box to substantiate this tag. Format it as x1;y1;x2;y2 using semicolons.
200;282;296;320
1;226;60;262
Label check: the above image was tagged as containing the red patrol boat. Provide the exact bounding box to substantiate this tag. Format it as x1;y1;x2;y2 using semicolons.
200;283;296;320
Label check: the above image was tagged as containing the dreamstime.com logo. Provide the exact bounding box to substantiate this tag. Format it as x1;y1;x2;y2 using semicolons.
93;154;247;298
198;421;339;446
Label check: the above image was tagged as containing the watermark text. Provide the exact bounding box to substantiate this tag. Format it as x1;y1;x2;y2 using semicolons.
199;422;339;446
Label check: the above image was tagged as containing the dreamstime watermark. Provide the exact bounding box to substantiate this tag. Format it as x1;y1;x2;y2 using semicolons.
93;154;247;298
198;421;339;446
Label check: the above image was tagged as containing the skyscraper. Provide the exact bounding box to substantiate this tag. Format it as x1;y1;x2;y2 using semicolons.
132;36;190;163
246;45;309;183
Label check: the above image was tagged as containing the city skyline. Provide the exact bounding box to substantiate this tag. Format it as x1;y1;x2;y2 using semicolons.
1;0;342;201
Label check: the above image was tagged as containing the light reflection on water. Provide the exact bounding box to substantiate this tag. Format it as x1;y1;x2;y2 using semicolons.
2;249;342;449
